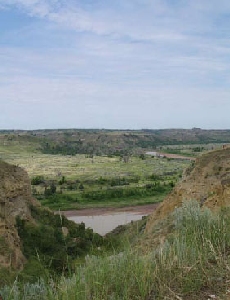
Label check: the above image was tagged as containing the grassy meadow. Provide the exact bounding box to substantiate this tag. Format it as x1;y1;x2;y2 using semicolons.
0;133;224;211
2;133;221;210
0;139;190;210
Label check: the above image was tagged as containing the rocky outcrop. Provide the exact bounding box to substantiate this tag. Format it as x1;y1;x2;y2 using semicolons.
0;160;39;270
146;148;230;233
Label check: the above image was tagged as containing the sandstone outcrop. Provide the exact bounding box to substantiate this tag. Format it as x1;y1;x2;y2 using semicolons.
146;148;230;233
0;160;39;270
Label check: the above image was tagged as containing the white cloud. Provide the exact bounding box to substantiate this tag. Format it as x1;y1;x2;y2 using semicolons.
0;0;195;40
1;73;230;129
1;0;230;128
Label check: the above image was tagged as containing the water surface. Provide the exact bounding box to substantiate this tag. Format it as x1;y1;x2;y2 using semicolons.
68;212;146;235
62;204;159;235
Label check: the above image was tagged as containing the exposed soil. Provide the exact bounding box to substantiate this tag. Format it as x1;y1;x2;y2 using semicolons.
60;203;160;217
160;152;196;160
146;147;230;233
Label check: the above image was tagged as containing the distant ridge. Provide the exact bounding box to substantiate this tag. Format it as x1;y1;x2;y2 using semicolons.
1;128;230;156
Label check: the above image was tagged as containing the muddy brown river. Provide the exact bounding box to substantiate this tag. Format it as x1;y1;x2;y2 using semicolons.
61;203;159;235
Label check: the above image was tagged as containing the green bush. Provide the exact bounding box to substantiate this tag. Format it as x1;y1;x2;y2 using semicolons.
16;206;103;276
31;175;45;185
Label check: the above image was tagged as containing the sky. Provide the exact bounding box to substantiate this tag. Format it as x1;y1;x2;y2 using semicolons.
0;0;230;130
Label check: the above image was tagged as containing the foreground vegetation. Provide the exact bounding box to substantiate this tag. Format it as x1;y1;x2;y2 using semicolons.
1;201;230;299
0;205;107;288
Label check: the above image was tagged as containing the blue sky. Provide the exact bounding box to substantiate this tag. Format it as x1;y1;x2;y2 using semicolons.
0;0;230;129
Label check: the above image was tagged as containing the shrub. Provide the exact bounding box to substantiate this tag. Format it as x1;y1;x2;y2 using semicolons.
31;176;45;185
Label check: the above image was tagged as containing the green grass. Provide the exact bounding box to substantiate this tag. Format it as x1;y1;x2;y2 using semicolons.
158;143;224;155
0;153;188;181
0;144;189;210
2;201;230;299
39;192;169;210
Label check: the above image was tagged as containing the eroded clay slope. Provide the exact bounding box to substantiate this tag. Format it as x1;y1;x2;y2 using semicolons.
0;160;39;270
146;148;230;233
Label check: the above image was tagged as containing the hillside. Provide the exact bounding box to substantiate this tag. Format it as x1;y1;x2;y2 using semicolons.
1;128;230;156
145;147;230;232
0;160;37;271
0;160;103;286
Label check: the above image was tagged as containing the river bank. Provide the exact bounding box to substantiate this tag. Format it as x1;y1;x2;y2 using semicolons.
60;203;159;217
60;203;159;235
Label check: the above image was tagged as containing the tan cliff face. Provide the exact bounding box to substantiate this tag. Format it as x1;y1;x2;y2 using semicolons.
145;148;230;233
0;160;39;270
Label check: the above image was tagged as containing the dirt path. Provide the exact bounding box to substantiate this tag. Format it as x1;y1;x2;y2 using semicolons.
60;203;160;217
160;152;196;160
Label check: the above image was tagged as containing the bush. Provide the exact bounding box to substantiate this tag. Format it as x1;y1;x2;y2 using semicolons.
44;183;56;196
31;176;45;185
16;206;103;276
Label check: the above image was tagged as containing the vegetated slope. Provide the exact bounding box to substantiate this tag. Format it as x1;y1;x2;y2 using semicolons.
145;147;230;233
1;128;230;156
0;160;103;286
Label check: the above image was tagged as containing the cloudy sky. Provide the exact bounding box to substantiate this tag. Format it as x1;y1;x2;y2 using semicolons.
0;0;230;129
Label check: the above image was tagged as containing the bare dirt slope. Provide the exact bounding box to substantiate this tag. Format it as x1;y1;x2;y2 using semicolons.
0;160;39;270
146;147;230;233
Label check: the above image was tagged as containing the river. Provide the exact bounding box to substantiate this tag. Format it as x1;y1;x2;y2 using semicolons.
61;203;159;235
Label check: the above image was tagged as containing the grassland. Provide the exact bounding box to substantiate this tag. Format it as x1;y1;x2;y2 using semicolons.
2;201;230;299
0;141;190;210
0;152;187;180
0;131;217;211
